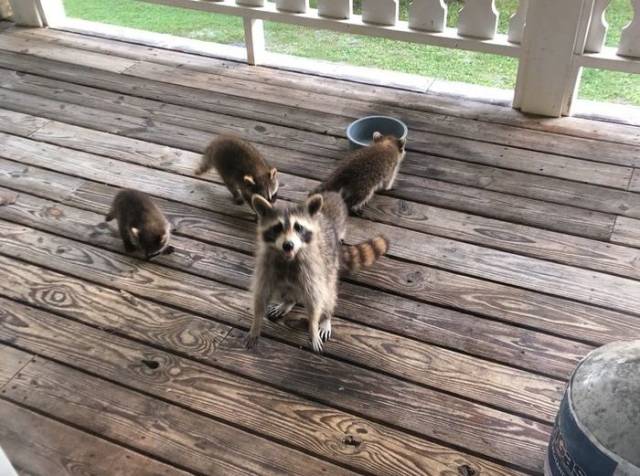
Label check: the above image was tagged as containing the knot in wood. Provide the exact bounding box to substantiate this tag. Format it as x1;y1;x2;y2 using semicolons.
458;464;478;476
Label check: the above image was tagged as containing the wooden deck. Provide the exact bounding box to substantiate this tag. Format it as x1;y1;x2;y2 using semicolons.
1;24;640;476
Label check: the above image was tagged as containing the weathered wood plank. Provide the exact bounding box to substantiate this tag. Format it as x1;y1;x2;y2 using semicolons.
0;180;594;377
0;96;618;239
6;28;640;162
627;167;640;192
0;344;32;389
0;65;636;203
0;199;566;419
611;216;640;248
2;135;638;316
0;157;85;201
0;399;189;476
2;162;636;351
0;108;49;137
0;297;531;475
4;359;355;476
20;117;640;281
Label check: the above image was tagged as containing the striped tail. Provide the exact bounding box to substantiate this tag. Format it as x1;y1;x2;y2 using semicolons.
341;235;389;274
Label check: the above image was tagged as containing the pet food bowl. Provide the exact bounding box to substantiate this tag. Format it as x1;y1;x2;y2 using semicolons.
346;115;408;149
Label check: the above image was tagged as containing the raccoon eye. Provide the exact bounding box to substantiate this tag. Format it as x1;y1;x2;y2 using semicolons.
293;222;303;233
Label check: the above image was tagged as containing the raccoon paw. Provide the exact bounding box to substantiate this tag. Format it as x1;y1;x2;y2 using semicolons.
318;320;332;342
310;334;324;353
349;208;365;218
266;304;285;322
123;242;136;253
245;334;260;350
233;196;245;205
267;302;294;322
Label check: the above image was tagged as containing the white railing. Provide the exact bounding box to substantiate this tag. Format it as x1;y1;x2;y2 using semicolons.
8;0;640;117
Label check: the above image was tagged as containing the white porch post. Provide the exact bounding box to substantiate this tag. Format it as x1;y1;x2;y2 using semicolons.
243;17;265;65
7;0;65;27
513;0;592;117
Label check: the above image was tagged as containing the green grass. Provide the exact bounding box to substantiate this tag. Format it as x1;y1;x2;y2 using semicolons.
63;0;640;105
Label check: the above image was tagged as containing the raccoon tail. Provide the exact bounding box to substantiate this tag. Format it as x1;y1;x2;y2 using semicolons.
341;235;389;274
195;144;216;176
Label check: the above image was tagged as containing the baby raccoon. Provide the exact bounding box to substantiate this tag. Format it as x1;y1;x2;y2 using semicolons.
195;135;279;207
247;192;389;352
106;189;174;260
314;132;406;212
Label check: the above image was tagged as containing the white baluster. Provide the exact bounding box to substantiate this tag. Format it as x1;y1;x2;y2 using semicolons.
507;0;528;44
458;0;499;39
619;0;640;57
408;0;447;32
276;0;308;13
362;0;398;26
584;0;610;53
244;18;265;65
318;0;352;19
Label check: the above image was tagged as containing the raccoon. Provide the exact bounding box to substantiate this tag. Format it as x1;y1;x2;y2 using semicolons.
195;135;279;207
314;132;406;212
105;189;174;260
246;192;389;352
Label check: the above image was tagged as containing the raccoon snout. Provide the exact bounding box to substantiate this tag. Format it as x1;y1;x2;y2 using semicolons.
282;241;294;252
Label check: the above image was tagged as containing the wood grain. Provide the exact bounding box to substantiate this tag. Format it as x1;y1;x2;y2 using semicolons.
0;66;636;211
0;108;48;137
0;297;528;475
0;202;566;421
1;135;637;316
0;344;32;389
611;216;640;248
0;399;189;476
0;88;620;239
18;116;640;282
2;172;633;352
4;358;355;476
5;28;640;164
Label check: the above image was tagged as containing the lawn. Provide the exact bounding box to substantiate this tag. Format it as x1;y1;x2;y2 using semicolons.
63;0;640;105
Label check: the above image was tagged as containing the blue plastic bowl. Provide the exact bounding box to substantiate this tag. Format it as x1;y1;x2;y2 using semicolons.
346;115;408;149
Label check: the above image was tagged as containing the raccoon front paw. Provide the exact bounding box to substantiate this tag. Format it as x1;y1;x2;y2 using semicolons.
349;208;365;218
266;303;285;322
318;320;332;342
310;334;324;353
123;242;136;253
233;196;245;205
245;334;260;350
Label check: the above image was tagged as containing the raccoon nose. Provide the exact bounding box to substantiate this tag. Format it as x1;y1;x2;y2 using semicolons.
282;241;294;252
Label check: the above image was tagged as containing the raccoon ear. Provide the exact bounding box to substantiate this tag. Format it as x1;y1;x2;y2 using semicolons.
244;175;256;186
372;131;383;142
269;168;277;181
252;194;273;218
130;227;139;238
306;194;323;217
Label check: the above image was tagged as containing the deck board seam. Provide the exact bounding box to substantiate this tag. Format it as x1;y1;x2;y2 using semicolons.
0;303;523;476
13;26;640;151
0;254;562;424
0;393;202;476
0;354;35;395
0;196;614;350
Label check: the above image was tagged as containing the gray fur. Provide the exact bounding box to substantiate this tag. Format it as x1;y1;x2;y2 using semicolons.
314;132;406;212
247;192;347;352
